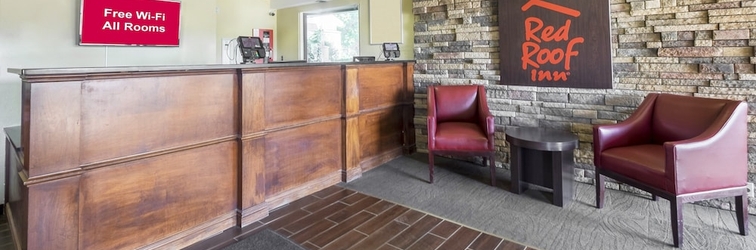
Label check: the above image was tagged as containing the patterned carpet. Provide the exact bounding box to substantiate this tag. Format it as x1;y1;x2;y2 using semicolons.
339;153;756;250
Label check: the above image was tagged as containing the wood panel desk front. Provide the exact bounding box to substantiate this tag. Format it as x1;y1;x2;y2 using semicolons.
4;61;415;250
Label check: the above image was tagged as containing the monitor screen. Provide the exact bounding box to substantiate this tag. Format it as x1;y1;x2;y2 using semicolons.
382;43;400;59
237;36;266;62
383;43;399;51
239;36;262;49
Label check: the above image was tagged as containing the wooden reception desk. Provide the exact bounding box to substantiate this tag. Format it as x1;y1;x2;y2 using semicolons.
4;61;415;250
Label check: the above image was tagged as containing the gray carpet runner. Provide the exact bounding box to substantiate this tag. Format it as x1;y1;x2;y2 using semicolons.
339;153;756;250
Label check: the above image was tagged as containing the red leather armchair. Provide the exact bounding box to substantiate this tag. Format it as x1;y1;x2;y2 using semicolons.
594;93;749;247
427;85;496;185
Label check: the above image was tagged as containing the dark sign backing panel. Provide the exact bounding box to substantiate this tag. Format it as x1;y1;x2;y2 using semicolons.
80;0;181;46
499;0;612;89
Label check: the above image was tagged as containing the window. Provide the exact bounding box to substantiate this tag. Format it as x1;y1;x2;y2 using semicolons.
304;7;359;62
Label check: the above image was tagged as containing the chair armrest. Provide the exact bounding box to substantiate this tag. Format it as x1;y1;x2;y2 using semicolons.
476;86;495;149
665;101;748;194
427;87;437;150
593;93;657;167
476;86;494;135
427;116;437;149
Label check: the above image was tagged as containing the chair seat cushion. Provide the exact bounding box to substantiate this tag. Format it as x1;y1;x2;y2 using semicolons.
601;144;668;191
433;122;490;151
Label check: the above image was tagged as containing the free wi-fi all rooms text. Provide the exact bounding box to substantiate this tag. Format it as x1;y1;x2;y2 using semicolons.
101;8;167;33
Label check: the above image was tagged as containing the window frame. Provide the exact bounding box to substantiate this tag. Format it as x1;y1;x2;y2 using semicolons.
302;6;359;63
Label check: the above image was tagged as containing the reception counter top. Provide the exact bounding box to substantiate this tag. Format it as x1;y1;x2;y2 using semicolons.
8;60;414;76
5;60;416;250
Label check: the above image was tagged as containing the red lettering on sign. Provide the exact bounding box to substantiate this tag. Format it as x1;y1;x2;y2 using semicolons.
524;17;572;42
564;37;583;70
531;70;569;81
524;18;543;42
521;2;583;82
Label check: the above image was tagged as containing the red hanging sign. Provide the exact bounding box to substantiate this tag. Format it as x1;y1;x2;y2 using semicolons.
79;0;181;46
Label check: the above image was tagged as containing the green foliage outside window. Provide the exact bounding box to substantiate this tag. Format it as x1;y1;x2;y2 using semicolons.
306;9;359;62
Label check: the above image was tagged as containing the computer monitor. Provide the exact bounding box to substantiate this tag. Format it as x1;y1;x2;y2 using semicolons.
237;36;266;63
382;43;400;60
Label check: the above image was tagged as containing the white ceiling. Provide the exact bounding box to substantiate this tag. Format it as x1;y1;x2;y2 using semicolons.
270;0;329;10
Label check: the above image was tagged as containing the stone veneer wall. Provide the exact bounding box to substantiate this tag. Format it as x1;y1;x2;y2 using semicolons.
412;0;756;213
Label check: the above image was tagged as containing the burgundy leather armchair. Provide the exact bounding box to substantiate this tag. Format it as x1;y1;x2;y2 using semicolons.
427;85;496;185
593;93;749;247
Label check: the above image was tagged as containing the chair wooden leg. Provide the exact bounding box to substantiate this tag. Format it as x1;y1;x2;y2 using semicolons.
671;197;683;248
488;155;496;186
428;153;434;184
736;194;749;236
595;173;605;209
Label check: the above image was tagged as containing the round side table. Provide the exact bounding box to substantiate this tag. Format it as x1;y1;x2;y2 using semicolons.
505;127;578;207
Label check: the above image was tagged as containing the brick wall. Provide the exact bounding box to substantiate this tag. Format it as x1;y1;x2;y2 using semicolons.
412;0;756;213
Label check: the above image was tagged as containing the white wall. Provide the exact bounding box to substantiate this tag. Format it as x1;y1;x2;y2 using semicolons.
216;0;277;63
0;0;275;197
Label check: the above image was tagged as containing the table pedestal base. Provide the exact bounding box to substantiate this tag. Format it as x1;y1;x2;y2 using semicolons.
510;146;574;207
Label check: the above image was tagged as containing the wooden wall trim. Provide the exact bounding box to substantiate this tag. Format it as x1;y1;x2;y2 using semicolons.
344;117;361;182
79;136;237;171
241;72;265;135
357;103;414;115
26;82;81;177
345;67;360;116
260;115;344;134
240;204;269;228
28;176;79;250
21;83;31;173
265;171;342;210
344;65;363;181
136;211;237;250
22;136;239;185
19;69;237;83
22;169;78;186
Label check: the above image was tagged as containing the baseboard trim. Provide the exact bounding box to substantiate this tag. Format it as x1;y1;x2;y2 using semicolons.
265;171;341;210
360;147;403;173
240;204;269;228
136;211;236;250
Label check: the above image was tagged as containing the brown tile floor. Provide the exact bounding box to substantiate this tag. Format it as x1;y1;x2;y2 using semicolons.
0;208;16;250
186;186;532;250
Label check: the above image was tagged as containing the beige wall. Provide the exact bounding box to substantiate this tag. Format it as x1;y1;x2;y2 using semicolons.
216;0;277;62
276;0;414;61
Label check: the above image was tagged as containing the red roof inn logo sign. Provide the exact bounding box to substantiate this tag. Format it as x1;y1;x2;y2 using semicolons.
79;0;181;46
499;0;611;89
521;1;582;82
